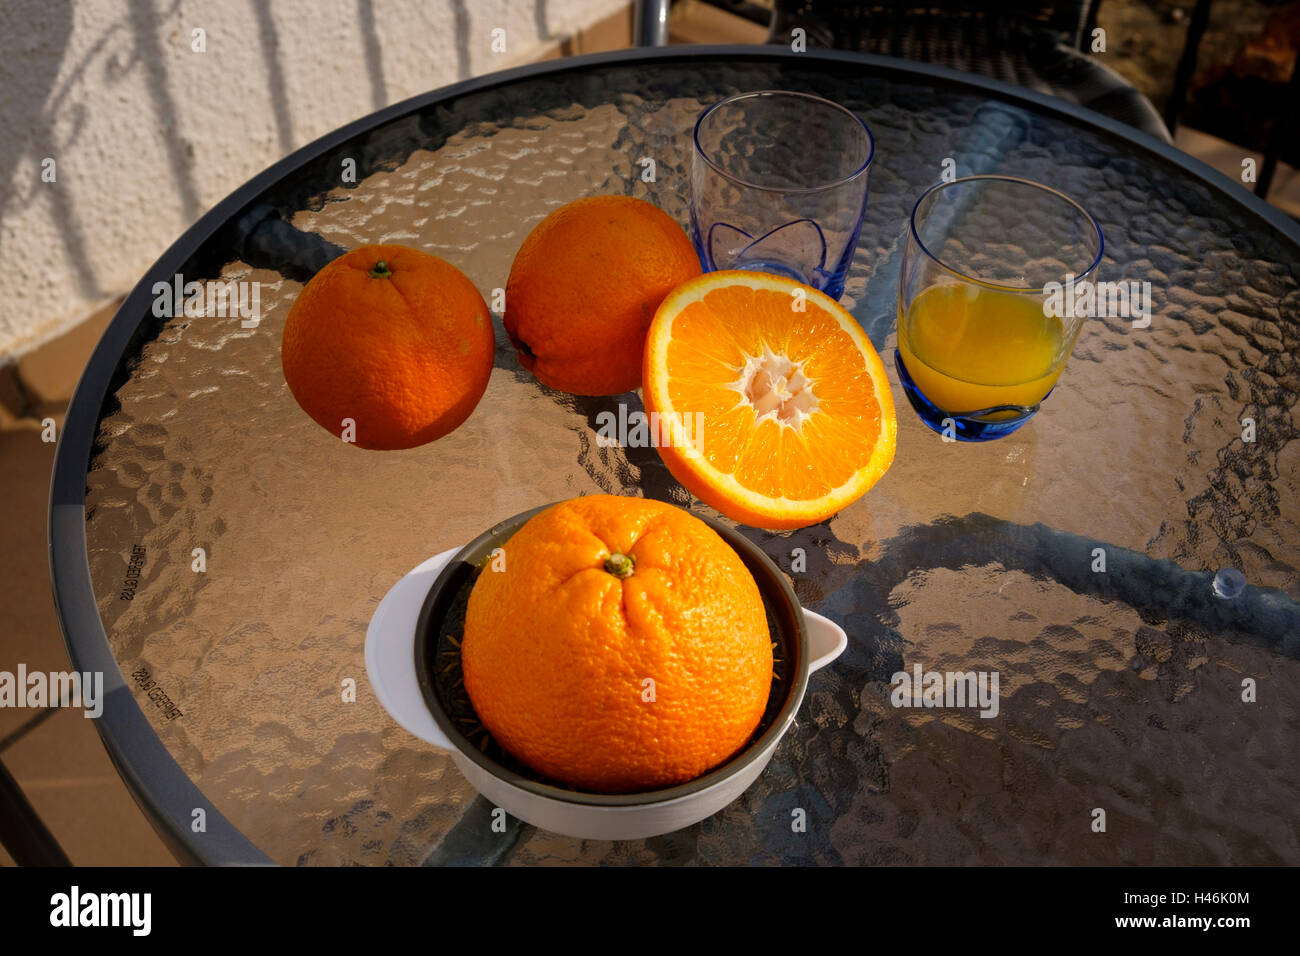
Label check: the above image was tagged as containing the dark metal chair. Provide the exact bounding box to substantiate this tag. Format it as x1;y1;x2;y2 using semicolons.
767;0;1172;141
0;758;71;866
635;0;671;47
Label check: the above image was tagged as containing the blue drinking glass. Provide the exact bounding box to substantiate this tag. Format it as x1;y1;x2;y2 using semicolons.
690;90;874;300
895;176;1104;442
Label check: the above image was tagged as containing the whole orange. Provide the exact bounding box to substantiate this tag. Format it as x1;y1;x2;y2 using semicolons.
504;196;701;396
281;244;494;450
461;495;773;793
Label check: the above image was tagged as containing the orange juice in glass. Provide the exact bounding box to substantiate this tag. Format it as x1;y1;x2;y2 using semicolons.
895;177;1102;441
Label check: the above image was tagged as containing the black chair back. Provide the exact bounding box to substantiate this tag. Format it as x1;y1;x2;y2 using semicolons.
770;1;1095;58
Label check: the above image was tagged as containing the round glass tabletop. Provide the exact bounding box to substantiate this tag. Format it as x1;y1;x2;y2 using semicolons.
52;47;1300;865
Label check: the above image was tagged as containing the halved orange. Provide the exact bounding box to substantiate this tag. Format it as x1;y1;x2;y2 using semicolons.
642;271;896;530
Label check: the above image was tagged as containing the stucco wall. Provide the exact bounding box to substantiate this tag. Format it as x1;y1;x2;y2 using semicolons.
0;0;629;358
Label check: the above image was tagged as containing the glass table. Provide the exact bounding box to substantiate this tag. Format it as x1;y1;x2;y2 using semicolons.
50;46;1300;866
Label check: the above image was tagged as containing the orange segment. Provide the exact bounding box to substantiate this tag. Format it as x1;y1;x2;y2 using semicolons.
643;271;897;530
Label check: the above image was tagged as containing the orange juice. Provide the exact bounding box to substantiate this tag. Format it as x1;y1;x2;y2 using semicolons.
898;284;1065;415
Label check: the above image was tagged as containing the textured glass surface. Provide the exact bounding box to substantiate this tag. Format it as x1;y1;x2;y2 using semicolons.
83;57;1300;865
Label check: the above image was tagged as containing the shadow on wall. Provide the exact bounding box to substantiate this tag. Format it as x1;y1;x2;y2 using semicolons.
452;0;471;80
126;0;202;223
1;0;98;300
358;0;388;109
1;0;522;322
1;0;206;304
251;0;295;154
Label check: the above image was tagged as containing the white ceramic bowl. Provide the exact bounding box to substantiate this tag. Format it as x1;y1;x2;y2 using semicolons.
365;507;846;840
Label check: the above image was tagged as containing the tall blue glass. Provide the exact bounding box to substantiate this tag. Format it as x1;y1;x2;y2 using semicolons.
690;91;874;300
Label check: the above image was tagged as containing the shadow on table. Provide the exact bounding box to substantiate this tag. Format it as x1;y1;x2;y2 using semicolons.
413;508;1297;865
835;512;1299;665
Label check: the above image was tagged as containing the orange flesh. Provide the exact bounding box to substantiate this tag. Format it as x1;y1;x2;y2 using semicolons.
662;285;886;502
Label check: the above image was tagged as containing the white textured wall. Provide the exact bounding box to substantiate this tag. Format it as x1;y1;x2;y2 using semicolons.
0;0;628;357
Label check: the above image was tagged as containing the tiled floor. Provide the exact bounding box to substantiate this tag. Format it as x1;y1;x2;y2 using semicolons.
0;6;1295;867
0;298;178;866
1174;126;1300;220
